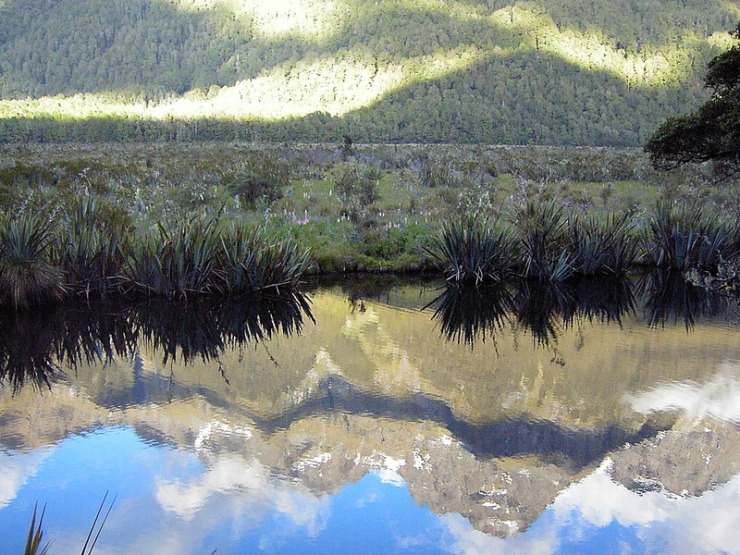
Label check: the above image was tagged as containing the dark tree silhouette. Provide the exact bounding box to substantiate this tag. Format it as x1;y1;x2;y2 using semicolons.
645;23;740;181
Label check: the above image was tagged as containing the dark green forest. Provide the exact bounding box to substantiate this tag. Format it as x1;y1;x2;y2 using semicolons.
0;0;737;145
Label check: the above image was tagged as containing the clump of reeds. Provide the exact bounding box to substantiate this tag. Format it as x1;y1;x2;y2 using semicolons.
429;202;642;283
642;202;738;271
24;503;49;555
425;217;517;284
124;218;221;298
569;212;637;275
0;207;312;307
514;201;574;281
23;493;115;555
0;211;65;308
122;219;310;299
217;224;310;294
56;198;126;297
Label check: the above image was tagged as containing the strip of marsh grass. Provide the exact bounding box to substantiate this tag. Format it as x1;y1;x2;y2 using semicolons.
0;143;737;300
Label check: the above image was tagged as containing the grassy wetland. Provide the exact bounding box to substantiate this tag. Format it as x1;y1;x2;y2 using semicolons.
0;142;738;307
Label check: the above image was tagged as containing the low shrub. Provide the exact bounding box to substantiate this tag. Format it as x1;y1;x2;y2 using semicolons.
426;217;517;284
515;201;574;281
0;210;64;307
642;202;738;271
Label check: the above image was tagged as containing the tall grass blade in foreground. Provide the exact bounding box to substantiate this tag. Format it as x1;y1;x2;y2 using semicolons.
24;502;50;555
80;491;116;555
426;217;516;284
0;211;64;308
24;493;116;555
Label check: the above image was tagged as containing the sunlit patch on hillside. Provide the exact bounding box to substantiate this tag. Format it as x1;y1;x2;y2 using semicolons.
723;1;740;19
0;47;482;121
0;0;732;127
706;29;737;49
173;47;483;118
486;6;690;87
173;0;343;40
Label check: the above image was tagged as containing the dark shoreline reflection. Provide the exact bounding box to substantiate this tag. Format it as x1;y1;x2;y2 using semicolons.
637;269;729;329
0;301;137;391
429;276;637;347
426;282;513;346
134;292;313;364
0;292;313;391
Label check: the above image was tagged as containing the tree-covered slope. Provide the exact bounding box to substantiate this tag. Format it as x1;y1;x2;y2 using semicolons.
0;0;737;145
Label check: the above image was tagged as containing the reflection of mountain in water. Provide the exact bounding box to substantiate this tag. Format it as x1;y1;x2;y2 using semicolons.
1;280;738;538
252;373;664;468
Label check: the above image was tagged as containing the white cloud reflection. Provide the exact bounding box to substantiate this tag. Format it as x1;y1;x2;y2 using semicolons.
0;449;51;509
624;361;740;423
439;457;740;555
551;459;740;554
155;452;331;537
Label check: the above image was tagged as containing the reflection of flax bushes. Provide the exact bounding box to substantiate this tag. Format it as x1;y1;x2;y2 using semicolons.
134;293;313;364
637;270;728;330
430;277;636;347
132;293;314;365
0;293;313;389
427;282;513;346
0;201;310;307
0;302;135;391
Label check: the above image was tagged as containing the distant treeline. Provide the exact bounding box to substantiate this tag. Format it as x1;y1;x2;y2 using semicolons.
0;0;737;145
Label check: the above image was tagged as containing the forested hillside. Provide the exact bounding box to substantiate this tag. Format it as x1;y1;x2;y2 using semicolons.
0;0;737;145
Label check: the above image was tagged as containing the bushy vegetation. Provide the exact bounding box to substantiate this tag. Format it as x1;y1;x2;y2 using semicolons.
0;210;64;307
645;24;740;181
426;217;517;284
641;203;739;271
429;201;735;283
0;1;737;145
0;202;310;307
0;142;737;305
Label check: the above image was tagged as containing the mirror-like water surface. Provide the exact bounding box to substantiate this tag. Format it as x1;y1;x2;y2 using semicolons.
0;277;738;554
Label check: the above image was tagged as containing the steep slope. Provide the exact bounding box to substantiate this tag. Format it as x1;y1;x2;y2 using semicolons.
0;0;737;144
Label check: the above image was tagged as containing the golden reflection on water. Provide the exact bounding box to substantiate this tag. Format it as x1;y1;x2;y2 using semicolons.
0;283;738;542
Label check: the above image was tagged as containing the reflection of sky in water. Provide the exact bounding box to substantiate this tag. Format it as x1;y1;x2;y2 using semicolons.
0;284;738;554
0;426;739;554
624;361;740;424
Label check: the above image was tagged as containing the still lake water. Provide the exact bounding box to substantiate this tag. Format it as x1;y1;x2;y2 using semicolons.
0;275;738;554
